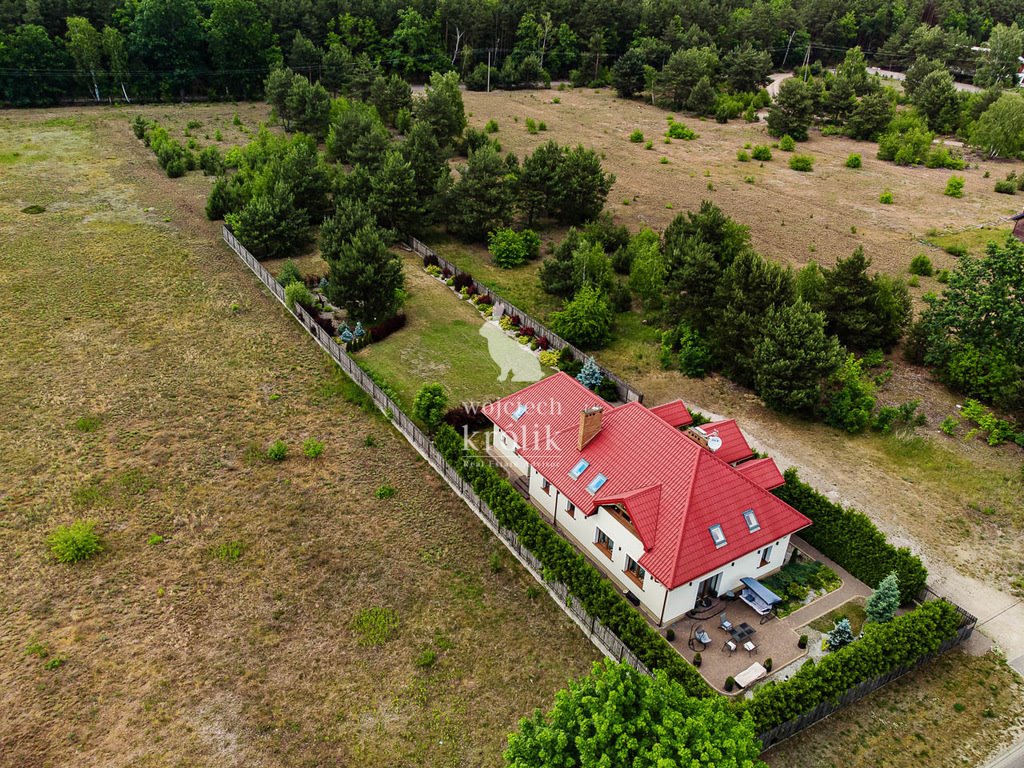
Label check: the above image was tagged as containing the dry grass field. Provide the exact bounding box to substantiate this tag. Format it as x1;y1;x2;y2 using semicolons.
2;94;1021;767
0;106;597;767
763;650;1023;768
463;87;1021;277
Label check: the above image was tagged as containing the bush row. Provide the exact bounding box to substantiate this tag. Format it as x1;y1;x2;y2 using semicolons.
773;468;926;603
741;599;962;732
432;424;713;699
134;117;197;178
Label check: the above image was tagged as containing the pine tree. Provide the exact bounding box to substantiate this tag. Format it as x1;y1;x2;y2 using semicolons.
865;572;901;623
577;356;604;390
827;617;854;650
752;299;842;414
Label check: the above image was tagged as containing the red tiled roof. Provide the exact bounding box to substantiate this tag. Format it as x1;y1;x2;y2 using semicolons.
482;372;607;449
734;458;786;491
486;377;810;589
699;419;754;465
648;399;694;429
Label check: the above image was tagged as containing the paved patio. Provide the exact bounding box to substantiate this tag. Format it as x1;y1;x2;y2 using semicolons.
667;597;805;692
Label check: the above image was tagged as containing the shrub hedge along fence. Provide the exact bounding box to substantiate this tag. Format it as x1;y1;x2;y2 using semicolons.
740;599;962;731
433;424;713;699
773;468;927;603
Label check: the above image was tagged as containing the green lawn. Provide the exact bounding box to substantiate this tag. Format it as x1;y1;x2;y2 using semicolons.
355;253;552;409
426;236;563;318
808;597;869;636
922;225;1013;258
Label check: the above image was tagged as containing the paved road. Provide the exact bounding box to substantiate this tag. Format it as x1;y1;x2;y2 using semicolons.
867;66;982;93
985;737;1024;768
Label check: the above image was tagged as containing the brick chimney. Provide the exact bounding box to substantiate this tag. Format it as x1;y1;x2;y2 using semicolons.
578;407;604;450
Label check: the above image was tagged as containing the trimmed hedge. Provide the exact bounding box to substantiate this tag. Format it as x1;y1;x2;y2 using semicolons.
773;469;926;603
741;599;962;732
433;424;712;699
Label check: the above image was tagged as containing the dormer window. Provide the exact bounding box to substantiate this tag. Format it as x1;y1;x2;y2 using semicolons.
709;524;727;548
569;459;589;479
511;403;528;421
743;509;760;532
586;473;607;495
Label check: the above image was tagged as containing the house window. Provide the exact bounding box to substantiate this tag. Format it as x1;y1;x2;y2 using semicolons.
709;524;727;548
743;508;760;532
565;501;576;518
624;555;646;588
760;545;773;567
569;459;589;479
541;477;550;493
595;528;614;558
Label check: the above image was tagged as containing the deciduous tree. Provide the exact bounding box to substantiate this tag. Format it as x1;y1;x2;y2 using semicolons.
504;660;765;768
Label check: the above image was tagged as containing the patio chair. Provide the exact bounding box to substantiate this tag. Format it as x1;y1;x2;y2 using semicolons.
744;640;758;656
689;625;712;651
722;640;736;655
719;611;733;632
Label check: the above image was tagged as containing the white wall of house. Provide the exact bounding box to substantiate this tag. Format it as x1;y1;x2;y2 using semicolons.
492;425;530;475
661;534;792;625
520;453;794;626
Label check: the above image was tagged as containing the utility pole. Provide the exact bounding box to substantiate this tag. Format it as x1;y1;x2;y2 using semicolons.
781;31;795;69
486;49;492;92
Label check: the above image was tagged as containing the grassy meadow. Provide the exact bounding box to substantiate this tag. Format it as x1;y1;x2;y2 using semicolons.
0;108;596;768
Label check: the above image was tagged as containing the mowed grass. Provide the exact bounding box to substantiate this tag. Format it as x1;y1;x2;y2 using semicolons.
425;236;562;318
807;597;868;635
355;253;549;408
0;109;596;767
763;650;1023;768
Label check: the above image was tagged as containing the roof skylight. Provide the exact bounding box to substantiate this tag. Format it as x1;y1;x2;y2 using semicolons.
709;524;727;548
586;473;607;494
569;459;589;479
743;509;760;532
511;403;528;421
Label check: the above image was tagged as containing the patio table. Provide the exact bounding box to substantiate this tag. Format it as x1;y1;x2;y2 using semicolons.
728;623;756;643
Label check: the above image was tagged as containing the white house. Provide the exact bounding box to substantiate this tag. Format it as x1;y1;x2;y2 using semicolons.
483;373;811;627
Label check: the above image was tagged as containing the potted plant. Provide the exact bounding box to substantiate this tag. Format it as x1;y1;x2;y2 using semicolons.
693;652;702;668
665;628;676;642
798;634;808;649
764;658;773;673
724;676;735;692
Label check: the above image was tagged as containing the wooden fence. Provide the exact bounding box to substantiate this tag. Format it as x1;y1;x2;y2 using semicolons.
222;225;651;676
222;226;977;750
406;235;644;404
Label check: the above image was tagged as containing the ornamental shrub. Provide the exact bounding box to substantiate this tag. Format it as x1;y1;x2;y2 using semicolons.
845;153;862;168
827;618;855;650
779;134;796;151
752;145;772;161
865;572;900;623
539;349;561;368
773;468;927;603
489;227;540;269
48;520;103;564
284;281;314;311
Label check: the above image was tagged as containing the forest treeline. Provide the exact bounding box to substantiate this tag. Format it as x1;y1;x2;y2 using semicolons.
2;0;1023;106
